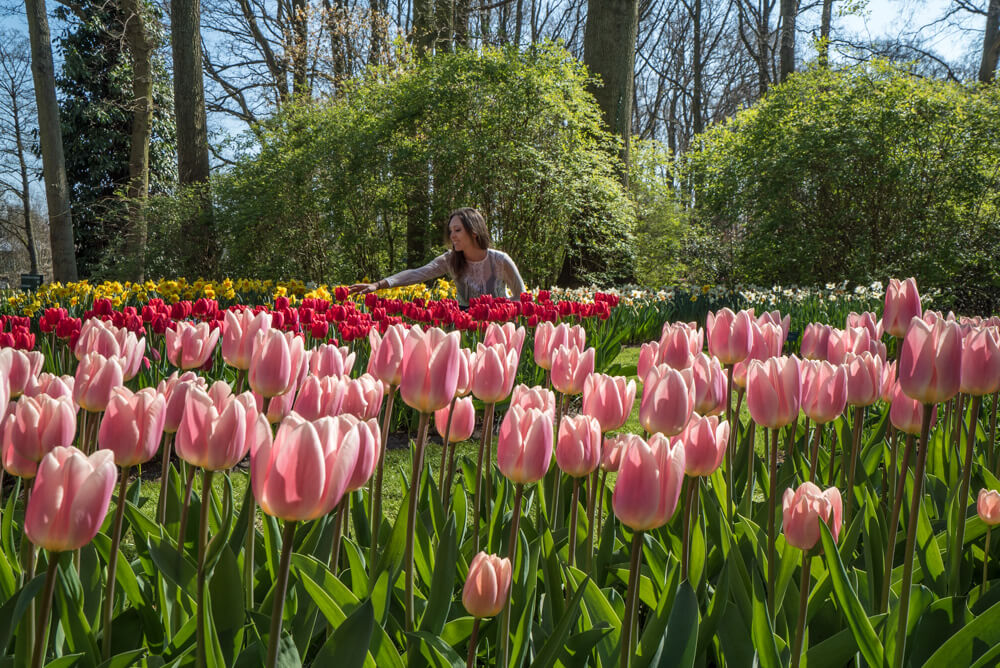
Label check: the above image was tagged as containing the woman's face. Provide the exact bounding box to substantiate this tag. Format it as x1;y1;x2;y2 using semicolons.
449;216;477;252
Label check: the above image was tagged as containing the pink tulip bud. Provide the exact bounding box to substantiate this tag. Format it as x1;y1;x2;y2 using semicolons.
800;323;831;361
344;417;381;492
497;405;553;484
551;345;595;396
534;322;586;370
26;373;74;404
825;328;848;365
462;552;512;618
846;311;882;341
691;353;727;416
470;342;519;404
367;324;407;387
883;278;921;339
556;414;602;477
889;382;936;436
733;323;783;388
73;320;144;380
638;365;693;437
978;489;1000;526
584;373;637;434
800;360;848;424
166;321;220;370
25;446;117;552
74;353;125;413
249;329;306;398
158;372;207;433
899;317;962;405
960;328;1000;396
98;387;166;467
435;396;476;443
400;326;461;413
612;433;685;531
340;374;385;419
292;375;346;421
880;361;897;402
252;413;360;521
510;384;555;416
484;322;526;358
176;386;261;470
658;323;703;369
637;342;660;386
2;348;44;398
746;356;801;429
706;308;754;365
601;434;634;472
782;482;843;550
309;343;356;378
222;309;272;370
844;352;883;407
757;311;790;342
679;414;729;477
1;395;77;477
455;348;474;397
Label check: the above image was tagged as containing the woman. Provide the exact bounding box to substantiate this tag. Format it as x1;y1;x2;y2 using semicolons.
349;208;526;308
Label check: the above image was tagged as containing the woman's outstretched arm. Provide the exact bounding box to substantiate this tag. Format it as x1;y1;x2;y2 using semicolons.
349;253;450;295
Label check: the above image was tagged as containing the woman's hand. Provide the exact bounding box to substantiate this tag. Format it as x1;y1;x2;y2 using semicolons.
348;282;380;295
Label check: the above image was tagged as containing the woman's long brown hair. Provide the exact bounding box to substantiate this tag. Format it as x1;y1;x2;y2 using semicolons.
446;208;491;278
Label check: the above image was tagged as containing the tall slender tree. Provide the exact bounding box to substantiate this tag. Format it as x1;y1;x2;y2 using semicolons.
981;0;1000;83
778;0;797;81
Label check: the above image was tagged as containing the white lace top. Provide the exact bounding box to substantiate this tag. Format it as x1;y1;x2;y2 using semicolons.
383;249;527;307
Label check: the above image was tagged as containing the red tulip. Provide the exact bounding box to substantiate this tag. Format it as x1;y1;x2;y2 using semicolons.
960;327;1000;396
612;433;685;531
899;317;962;405
435;396;476;442
638;365;693;437
844;352;883;407
706;308;753;365
497;405;553;484
782;482;843;550
462;552;512;618
883;278;921;338
309;343;356;378
74;353;125;413
25;446;117;552
165;321;220;370
222;308;272;369
98;387;166;466
367;323;407;387
746;356;801;429
679;414;729;476
556;414;602;477
978;489;1000;526
470;342;519;404
399;326;461;413
1;395;76;477
800;360;847;424
550;345;595;396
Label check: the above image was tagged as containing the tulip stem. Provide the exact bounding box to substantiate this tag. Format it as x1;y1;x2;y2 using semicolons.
20;481;36;664
498;482;524;668
550;393;565;528
473;402;495;554
988;390;998;473
827;417;839;488
370;386;396;575
595;470;608;546
741;420;757;517
330;500;346;575
266;520;297;668
620;530;644;668
681;478;697;582
894;404;934;668
103;466;130;661
724;365;734;521
983;526;992;598
466;617;481;668
808;421;824;481
790;553;812;668
157;432;175;526
886;427;899;513
244;495;256;611
585;468;599;571
405;412;430;642
197;469;215;668
951;394;982;595
31;552;59;668
177;465;197;559
880;433;915;613
844;405;865;526
438;395;457;502
767;427;779;620
568;478;580;568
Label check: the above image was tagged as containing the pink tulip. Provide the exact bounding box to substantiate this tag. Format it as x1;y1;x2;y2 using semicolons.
484;322;526;358
158;372;207;433
340;374;385;419
601;434;634;472
899;317;962;405
706;308;754;366
73;320;144;380
510;384;555;416
367;324;407;387
435;396;476;442
746;356;801;429
612;433;686;531
679;414;729;477
825;328;848;365
584;373;637;433
344;417;381;492
309;343;356;378
978;489;1000;526
2;348;44;398
883;278;922;338
551;345;595;396
176;384;262;470
496;405;553;484
470;342;519;404
733;322;784;388
638;365;693;437
637;342;660;386
25;446;117;552
844;352;883;407
26;373;74;403
846;311;882;341
98;387;166;467
556;414;602;477
1;395;76;477
252;413;360;521
658;323;703;369
800;360;848;424
292;375;345;421
800;323;831;361
880;361;897;402
399;326;461;413
782;482;843;550
263;346;310;423
462;552;512;618
249;329;305;398
74;353;125;413
960;328;1000;396
757;311;790;342
691;353;727;415
455;348;474;397
222;308;272;370
165;321;220;370
889;382;937;436
534;322;586;371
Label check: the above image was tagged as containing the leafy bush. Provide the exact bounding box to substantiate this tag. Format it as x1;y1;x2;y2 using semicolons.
686;61;1000;312
209;43;635;288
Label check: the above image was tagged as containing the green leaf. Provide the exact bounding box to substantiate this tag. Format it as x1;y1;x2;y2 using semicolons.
658;581;698;668
96;649;147;668
44;654;85;668
532;576;588;668
313;599;375;668
920;599;1000;667
419;516;457;636
750;568;781;668
54;557;100;667
405;631;464;668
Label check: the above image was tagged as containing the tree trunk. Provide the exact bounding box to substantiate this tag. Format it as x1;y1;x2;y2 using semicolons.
121;0;155;281
413;0;436;52
171;0;215;277
10;87;38;274
778;0;797;82
436;0;454;50
24;0;77;281
514;0;524;44
757;0;771;95
691;0;704;135
454;0;470;46
370;0;388;65
818;0;833;67
981;0;1000;83
292;0;310;97
583;0;640;185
